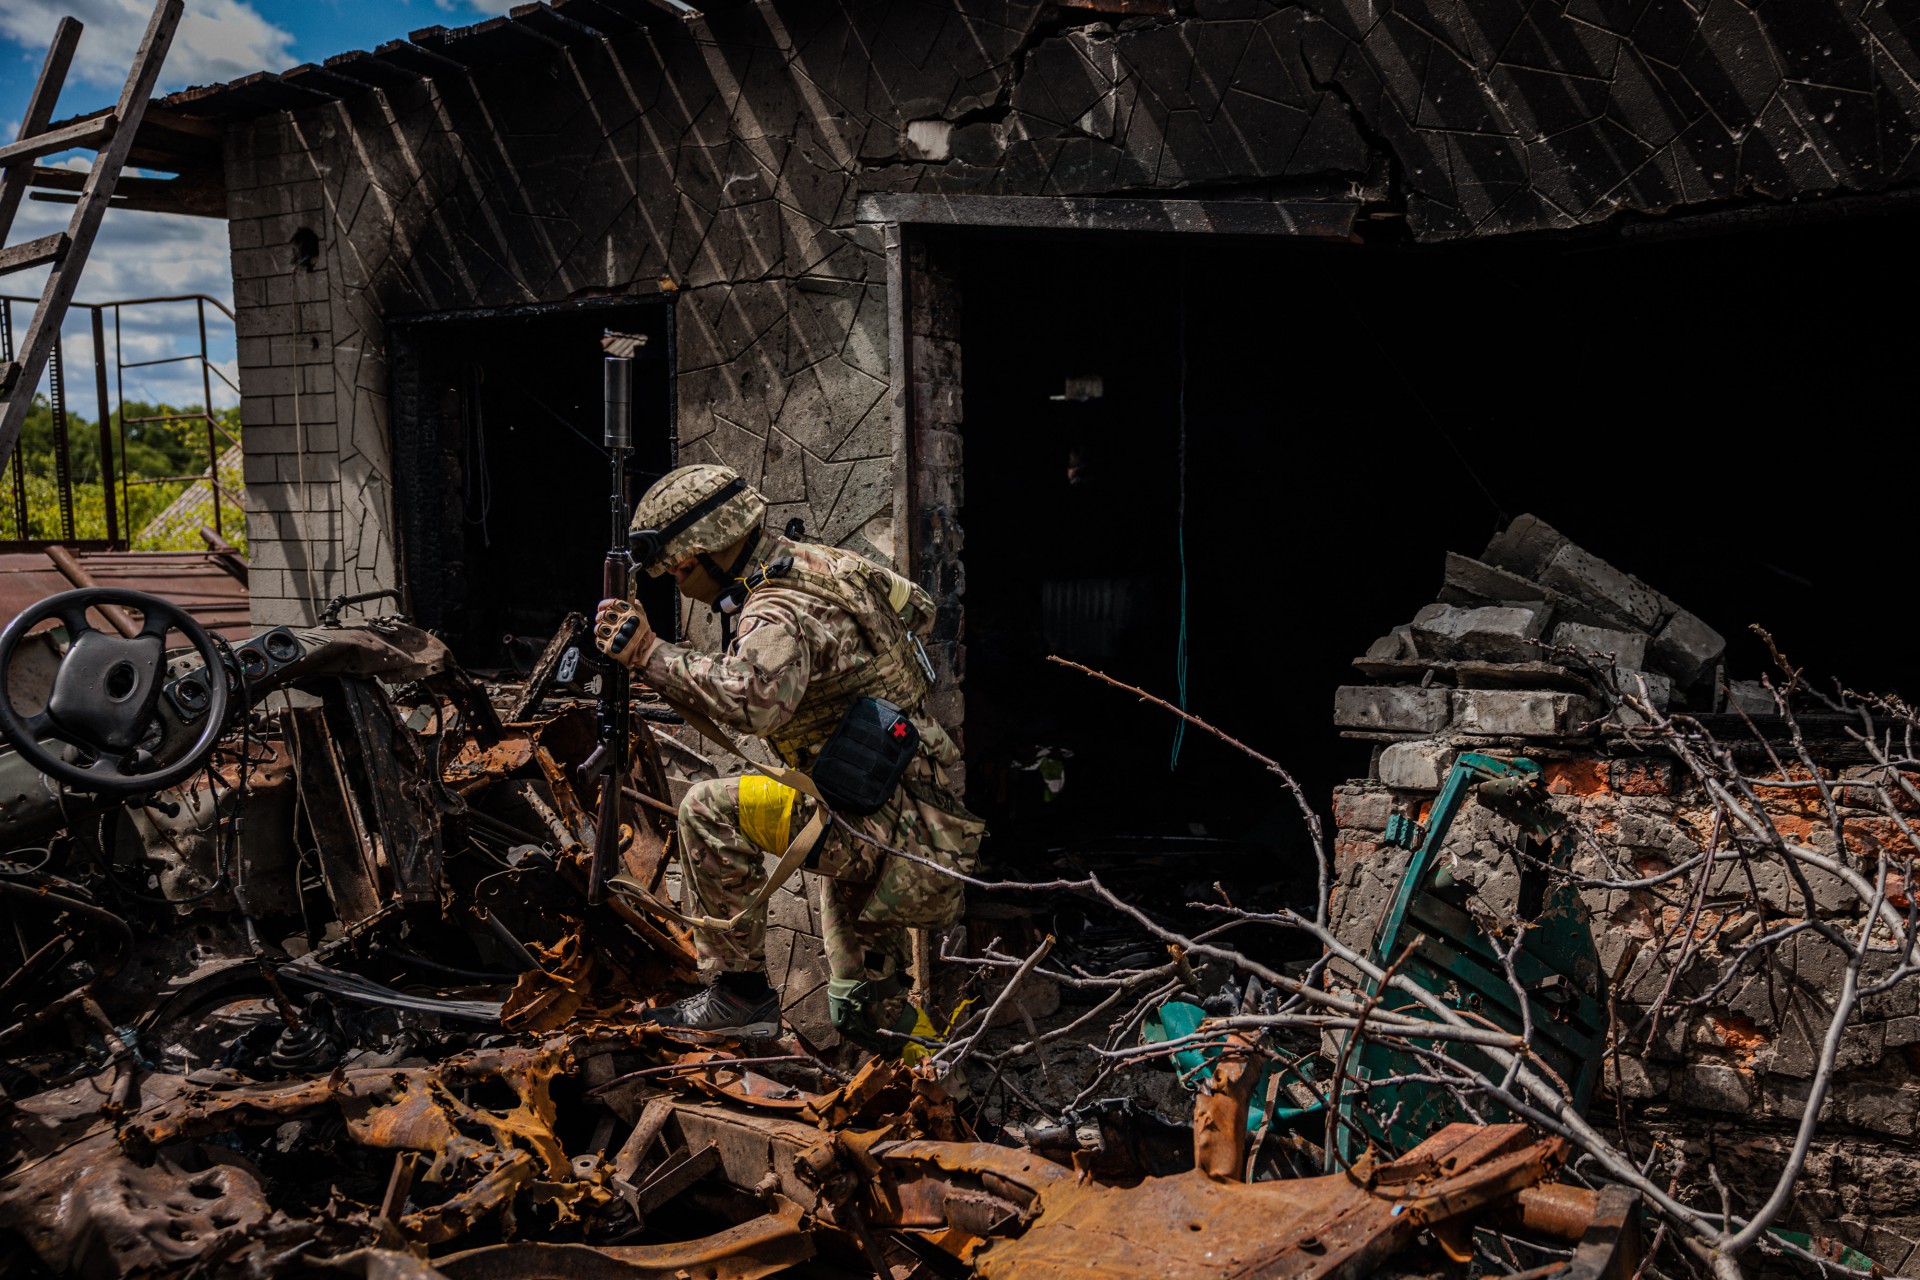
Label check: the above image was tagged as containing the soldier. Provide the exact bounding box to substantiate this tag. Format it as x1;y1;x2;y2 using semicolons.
592;464;985;1047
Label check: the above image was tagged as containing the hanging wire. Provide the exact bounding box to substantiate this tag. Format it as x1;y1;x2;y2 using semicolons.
1171;249;1191;771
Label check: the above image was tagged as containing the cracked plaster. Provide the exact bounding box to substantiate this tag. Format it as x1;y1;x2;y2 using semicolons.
230;0;1920;625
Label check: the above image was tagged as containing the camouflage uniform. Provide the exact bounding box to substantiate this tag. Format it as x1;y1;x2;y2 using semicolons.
641;533;985;994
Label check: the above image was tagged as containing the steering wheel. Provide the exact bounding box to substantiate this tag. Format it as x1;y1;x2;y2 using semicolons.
0;587;230;794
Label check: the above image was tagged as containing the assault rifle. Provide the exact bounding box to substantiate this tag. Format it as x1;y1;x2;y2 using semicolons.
584;331;644;904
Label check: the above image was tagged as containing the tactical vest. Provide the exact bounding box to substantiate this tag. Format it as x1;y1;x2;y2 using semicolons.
752;546;932;767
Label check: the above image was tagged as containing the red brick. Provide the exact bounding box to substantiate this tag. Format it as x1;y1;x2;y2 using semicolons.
1609;758;1675;795
1544;759;1609;796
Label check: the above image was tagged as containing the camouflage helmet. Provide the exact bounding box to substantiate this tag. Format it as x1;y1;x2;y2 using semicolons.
628;463;766;576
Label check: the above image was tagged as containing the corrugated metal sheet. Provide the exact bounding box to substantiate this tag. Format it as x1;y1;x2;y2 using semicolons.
0;549;249;639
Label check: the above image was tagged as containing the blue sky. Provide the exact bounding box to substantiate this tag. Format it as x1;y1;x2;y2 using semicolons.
0;0;513;410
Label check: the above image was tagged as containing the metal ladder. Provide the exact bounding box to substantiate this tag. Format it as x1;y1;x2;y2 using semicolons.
0;0;183;465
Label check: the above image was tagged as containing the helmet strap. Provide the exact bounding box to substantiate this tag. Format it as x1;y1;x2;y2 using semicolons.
631;476;747;570
707;526;764;620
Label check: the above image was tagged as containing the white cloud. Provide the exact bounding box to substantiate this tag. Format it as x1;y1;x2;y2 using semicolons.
7;194;236;408
0;0;294;99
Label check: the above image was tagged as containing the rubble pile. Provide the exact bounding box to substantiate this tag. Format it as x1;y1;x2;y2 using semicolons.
0;602;1635;1279
1335;513;1730;747
1329;516;1920;1270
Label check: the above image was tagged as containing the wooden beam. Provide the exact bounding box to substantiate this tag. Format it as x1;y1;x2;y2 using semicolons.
0;113;115;170
372;38;467;78
0;232;68;277
856;192;1360;239
322;49;425;90
0;18;82;248
512;3;606;40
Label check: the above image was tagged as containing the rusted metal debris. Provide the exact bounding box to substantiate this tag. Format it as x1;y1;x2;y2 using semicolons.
0;610;1646;1279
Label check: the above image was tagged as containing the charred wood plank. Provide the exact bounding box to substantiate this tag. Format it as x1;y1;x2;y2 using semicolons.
633;1142;721;1214
511;4;606;41
286;704;384;923
856;193;1359;239
322;50;427;90
333;679;442;902
0;114;115;170
0;233;68;278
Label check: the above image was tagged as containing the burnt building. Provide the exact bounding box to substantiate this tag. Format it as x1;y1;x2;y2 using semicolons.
4;7;1920;1271
117;0;1920;844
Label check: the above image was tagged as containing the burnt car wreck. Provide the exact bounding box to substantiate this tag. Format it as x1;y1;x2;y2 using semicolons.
0;584;1645;1280
6;507;1917;1280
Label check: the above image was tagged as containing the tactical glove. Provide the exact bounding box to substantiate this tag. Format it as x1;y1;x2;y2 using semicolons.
594;598;656;668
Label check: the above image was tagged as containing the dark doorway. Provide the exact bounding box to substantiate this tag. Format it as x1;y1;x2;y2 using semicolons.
389;298;675;672
953;210;1920;855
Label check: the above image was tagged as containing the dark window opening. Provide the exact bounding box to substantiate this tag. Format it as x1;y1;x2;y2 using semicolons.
388;299;675;672
955;211;1920;860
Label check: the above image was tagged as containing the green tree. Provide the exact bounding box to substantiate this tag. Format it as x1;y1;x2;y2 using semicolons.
0;394;245;549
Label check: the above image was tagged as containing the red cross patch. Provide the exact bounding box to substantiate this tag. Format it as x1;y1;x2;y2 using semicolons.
891;722;909;739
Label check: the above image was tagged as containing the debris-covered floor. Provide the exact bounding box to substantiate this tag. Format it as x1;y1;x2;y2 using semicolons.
0;592;1652;1280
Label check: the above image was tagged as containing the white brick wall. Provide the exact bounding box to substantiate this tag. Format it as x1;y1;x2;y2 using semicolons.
228;118;397;629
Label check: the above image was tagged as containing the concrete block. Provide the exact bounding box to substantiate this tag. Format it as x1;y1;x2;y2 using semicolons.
1363;626;1415;660
1610;670;1673;725
1449;689;1595;736
1650;609;1726;685
1681;1063;1753;1113
245;568;288;600
1377;739;1456;790
245;365;298;397
1334;686;1451;733
1603;1054;1670;1100
1549;621;1648;670
242;452;280;486
271;420;337;453
230;246;284;280
1725;679;1778;716
1409;602;1549;663
278;454;339;484
1481;513;1568;577
1441;553;1632;630
277;392;335;424
1332;784;1394;832
249;598;314;629
246;538;288;570
236;303;295;338
1441;552;1548;604
1538;541;1666;631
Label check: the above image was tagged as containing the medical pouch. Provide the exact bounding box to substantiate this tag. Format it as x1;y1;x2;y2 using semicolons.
810;696;918;816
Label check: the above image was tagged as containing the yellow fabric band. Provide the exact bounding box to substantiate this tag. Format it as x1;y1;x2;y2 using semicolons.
738;774;796;855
